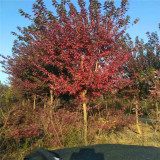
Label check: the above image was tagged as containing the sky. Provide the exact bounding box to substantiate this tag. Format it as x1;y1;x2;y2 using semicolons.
0;0;160;84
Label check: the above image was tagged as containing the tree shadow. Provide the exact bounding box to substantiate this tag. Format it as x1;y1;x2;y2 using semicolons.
70;148;104;160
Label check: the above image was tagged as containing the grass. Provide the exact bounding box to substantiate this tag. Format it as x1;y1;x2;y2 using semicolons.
94;122;160;147
1;106;160;160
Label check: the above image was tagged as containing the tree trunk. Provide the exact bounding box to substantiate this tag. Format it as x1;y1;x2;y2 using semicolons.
82;90;88;146
33;94;36;110
130;103;132;115
135;100;142;134
95;50;100;71
105;100;108;111
80;51;88;145
27;96;30;105
81;55;84;69
95;60;98;71
50;90;53;105
44;103;46;109
155;101;159;135
22;99;25;107
156;101;159;121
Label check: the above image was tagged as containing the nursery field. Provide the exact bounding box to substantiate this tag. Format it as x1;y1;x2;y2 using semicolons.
0;0;160;159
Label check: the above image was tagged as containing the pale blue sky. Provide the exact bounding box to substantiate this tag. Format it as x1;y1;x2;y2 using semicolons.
0;0;160;84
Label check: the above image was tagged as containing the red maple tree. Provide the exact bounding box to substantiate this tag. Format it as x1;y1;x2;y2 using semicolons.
30;0;132;99
1;0;133;145
30;0;132;145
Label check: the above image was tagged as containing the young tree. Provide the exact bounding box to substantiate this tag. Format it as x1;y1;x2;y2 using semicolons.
34;0;133;145
1;0;133;145
121;30;160;134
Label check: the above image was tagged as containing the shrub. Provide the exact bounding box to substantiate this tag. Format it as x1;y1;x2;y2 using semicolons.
95;109;136;133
